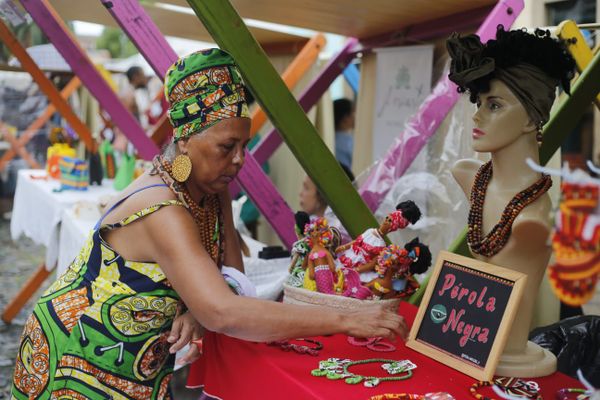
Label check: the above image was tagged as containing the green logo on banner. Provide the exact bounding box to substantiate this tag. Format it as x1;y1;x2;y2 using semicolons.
430;304;447;324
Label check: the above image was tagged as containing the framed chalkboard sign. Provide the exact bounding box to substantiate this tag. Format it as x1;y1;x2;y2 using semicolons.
406;251;526;381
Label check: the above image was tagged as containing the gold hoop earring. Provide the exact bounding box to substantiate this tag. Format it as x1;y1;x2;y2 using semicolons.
172;154;192;182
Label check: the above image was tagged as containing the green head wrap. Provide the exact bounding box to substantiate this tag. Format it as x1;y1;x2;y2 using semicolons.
164;48;250;141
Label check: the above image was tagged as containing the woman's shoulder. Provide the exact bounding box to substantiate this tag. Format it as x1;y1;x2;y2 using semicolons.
102;173;180;225
451;159;483;197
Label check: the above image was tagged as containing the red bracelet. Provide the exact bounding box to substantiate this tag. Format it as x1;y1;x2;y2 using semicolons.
267;338;323;356
347;336;396;352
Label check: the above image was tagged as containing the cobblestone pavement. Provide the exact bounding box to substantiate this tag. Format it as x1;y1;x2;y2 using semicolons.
0;198;199;399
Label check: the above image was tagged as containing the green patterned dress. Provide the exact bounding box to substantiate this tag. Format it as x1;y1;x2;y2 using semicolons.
12;184;185;399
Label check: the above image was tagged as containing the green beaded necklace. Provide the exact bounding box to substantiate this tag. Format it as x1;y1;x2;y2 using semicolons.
311;358;414;388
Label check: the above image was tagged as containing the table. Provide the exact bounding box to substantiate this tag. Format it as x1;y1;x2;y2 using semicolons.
10;169;116;269
188;302;585;399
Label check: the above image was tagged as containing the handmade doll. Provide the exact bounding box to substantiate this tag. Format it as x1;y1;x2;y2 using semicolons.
364;238;432;299
335;200;421;282
303;217;343;294
288;212;311;288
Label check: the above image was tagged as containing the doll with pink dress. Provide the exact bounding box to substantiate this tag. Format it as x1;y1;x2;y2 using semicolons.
335;200;421;283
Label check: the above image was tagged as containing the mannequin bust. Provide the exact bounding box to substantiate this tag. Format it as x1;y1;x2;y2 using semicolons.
447;27;575;377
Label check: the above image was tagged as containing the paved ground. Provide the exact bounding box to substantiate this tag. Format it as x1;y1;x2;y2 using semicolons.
0;197;199;399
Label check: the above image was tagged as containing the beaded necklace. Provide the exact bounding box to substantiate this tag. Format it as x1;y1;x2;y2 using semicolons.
152;156;224;266
467;161;552;257
311;358;413;388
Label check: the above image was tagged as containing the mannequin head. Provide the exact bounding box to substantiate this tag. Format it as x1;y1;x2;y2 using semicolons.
471;79;536;153
447;26;575;150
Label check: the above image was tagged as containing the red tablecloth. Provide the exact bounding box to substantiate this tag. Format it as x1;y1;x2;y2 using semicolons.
188;302;584;399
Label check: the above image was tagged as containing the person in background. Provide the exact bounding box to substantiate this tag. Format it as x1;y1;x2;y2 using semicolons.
334;98;355;169
114;66;149;152
299;162;355;218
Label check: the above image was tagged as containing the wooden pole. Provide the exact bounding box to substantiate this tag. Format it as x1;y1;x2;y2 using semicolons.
0;18;95;152
19;0;159;160
249;33;326;137
0;77;81;172
2;264;51;324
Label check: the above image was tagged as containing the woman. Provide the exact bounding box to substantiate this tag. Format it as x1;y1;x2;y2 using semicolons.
299;162;354;217
11;49;406;399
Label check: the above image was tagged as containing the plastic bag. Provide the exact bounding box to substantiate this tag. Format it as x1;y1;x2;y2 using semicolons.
529;315;600;386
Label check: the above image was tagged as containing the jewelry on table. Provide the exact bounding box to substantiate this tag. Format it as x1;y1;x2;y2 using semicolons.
556;388;591;400
369;393;455;400
311;357;414;388
267;338;323;356
470;377;542;400
348;336;396;352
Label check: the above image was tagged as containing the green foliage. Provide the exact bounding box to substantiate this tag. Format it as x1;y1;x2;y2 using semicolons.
96;27;138;59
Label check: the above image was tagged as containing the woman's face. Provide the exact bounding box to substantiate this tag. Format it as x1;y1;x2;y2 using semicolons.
299;175;325;217
179;117;250;194
471;79;535;153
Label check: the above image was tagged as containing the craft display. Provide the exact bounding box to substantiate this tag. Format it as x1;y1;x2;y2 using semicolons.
335;201;421;276
46;143;76;179
99;139;116;179
284;201;430;309
56;156;89;191
310;357;415;388
356;238;432;299
548;178;600;306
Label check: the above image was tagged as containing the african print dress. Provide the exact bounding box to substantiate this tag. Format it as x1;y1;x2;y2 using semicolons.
12;192;184;399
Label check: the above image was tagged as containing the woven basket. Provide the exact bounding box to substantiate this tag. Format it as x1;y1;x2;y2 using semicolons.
283;283;401;310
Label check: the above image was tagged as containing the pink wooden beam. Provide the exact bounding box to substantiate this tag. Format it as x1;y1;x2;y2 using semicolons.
229;38;357;196
101;0;296;247
19;0;159;160
358;0;524;211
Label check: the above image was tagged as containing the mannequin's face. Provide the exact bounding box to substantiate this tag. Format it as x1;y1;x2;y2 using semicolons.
471;79;535;153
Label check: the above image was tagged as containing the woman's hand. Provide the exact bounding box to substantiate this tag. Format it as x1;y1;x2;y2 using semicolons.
168;311;204;365
342;304;408;341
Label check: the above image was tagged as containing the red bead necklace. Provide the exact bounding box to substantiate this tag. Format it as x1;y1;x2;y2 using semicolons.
467;161;552;257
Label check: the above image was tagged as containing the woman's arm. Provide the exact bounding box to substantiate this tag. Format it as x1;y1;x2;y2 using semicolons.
219;190;244;272
145;206;407;342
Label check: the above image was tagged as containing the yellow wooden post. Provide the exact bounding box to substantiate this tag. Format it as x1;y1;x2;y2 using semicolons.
557;20;600;110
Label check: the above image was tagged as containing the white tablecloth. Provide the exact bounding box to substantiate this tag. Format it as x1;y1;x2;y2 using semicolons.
10;169;117;269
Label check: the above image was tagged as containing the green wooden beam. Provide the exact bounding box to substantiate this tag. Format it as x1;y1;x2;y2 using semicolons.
408;47;600;306
184;0;378;237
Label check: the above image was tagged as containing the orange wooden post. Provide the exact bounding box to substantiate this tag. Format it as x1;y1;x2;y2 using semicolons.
0;77;81;172
1;124;40;169
249;33;326;137
0;18;95;151
1;264;51;323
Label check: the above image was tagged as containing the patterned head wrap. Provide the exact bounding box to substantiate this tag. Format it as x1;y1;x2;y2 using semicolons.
387;210;409;232
164;48;250;141
446;32;559;126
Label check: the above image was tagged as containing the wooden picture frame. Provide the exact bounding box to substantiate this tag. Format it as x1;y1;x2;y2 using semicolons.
406;250;527;381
